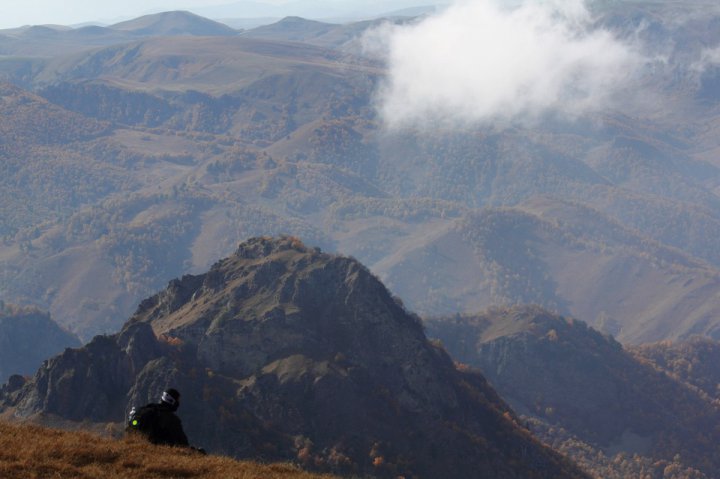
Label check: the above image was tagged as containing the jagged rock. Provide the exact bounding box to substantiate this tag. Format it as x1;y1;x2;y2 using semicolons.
5;320;162;422
0;375;27;401
117;321;163;372
2;237;588;479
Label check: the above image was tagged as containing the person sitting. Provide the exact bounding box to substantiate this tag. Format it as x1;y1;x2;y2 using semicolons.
127;388;189;447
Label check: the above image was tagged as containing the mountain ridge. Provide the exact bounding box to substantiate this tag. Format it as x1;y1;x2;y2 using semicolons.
425;305;720;478
110;11;240;37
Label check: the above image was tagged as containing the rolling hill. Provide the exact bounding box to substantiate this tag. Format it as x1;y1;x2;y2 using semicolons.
240;17;338;43
374;198;720;343
0;4;719;347
0;11;238;60
109;11;239;37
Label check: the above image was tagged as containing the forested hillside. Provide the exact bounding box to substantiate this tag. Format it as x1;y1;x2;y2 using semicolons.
426;306;720;478
0;3;719;345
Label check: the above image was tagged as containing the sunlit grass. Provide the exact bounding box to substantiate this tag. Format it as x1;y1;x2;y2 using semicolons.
0;421;336;479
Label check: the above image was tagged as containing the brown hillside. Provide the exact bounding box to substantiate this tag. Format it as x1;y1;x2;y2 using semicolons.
35;36;379;95
381;200;720;343
0;420;334;479
425;306;720;478
631;337;720;402
0;82;109;144
3;4;720;349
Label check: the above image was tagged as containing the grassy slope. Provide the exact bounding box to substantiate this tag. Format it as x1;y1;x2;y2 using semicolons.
0;421;335;479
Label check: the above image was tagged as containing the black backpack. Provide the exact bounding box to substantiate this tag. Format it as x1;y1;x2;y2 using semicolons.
126;404;161;439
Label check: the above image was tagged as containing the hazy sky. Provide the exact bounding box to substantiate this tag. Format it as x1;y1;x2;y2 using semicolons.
2;1;201;27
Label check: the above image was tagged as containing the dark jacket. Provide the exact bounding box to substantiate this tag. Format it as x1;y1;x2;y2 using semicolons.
138;403;189;447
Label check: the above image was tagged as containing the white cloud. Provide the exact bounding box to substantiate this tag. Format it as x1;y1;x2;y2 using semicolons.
368;0;642;129
694;46;720;72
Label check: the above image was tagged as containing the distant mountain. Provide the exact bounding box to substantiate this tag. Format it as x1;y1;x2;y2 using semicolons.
191;0;445;21
0;25;134;58
426;306;720;478
1;237;588;479
241;17;338;43
110;11;239;37
0;304;80;384
241;15;416;51
376;198;720;343
1;2;720;348
215;17;280;30
0;11;237;60
29;35;369;93
17;25;65;39
384;5;438;16
193;0;341;19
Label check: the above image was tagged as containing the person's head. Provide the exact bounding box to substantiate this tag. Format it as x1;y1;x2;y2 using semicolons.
161;388;181;412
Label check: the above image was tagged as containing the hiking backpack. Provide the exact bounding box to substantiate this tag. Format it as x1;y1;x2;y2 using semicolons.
126;404;161;438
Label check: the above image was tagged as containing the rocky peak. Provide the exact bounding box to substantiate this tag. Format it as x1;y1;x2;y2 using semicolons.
129;236;427;378
3;238;587;479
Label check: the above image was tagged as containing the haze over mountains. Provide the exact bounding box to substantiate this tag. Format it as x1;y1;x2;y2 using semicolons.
0;2;719;345
0;304;79;384
0;0;445;30
4;2;720;477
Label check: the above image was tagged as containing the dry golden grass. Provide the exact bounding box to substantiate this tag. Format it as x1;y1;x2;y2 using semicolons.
0;421;336;479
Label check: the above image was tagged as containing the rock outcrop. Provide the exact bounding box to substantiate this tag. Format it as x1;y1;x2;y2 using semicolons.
1;237;587;479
